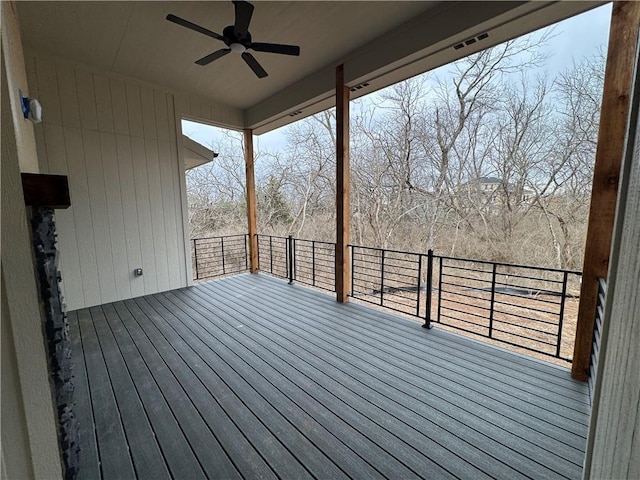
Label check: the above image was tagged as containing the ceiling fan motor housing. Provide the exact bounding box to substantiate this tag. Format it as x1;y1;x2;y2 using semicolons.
223;24;251;46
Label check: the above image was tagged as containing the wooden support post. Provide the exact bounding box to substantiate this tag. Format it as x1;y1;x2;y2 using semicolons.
336;64;350;302
572;1;640;381
244;129;259;273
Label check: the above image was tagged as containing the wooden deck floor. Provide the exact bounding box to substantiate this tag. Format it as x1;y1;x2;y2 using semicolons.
69;273;590;480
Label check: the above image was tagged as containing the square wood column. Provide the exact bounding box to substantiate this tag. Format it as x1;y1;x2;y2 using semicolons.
572;1;640;380
244;129;259;273
336;64;350;302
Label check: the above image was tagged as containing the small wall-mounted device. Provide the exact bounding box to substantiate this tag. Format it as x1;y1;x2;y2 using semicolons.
20;90;42;124
134;268;143;276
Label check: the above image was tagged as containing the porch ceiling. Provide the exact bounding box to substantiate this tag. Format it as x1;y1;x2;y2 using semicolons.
17;1;601;134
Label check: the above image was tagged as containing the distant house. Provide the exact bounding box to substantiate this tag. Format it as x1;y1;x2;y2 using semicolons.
458;176;535;212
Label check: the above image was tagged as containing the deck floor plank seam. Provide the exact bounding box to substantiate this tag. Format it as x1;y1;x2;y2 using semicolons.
182;280;580;478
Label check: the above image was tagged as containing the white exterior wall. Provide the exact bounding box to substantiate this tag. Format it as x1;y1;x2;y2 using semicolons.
1;2;63;478
26;54;191;310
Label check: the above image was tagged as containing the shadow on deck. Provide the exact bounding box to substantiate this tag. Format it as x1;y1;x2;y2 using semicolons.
69;273;590;480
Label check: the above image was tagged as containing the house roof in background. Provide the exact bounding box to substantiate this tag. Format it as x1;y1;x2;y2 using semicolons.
16;1;602;134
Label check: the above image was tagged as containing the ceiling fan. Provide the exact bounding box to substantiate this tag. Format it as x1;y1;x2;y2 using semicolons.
166;0;300;79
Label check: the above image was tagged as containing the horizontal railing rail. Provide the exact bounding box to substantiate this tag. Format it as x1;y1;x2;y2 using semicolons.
435;255;581;362
256;234;289;280
350;245;429;321
192;233;581;362
291;237;336;292
348;244;580;362
191;234;248;280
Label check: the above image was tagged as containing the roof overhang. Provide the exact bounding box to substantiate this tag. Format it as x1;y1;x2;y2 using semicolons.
16;1;604;135
183;135;215;170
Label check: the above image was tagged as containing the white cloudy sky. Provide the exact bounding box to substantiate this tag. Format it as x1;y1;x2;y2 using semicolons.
182;3;612;153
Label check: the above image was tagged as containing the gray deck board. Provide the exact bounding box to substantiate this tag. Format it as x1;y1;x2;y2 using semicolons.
100;303;208;479
68;311;101;480
71;273;590;480
110;301;242;480
155;291;453;480
218;276;590;430
197;279;586;463
123;298;280;480
88;306;172;480
77;309;136;479
191;277;582;479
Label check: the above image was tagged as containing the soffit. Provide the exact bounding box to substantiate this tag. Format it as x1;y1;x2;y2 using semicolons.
16;1;434;110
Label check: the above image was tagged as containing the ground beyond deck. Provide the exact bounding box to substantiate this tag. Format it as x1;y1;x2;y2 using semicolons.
69;273;591;480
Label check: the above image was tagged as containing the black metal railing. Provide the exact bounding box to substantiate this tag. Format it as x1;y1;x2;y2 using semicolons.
256;234;336;292
349;245;580;362
588;277;606;400
191;233;581;362
191;234;248;280
351;246;430;321
292;238;336;291
256;234;289;280
435;255;581;362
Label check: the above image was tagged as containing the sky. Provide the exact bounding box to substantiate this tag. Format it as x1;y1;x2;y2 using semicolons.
182;3;613;154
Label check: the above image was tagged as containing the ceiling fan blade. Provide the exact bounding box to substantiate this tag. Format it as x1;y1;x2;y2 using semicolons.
233;1;254;38
195;49;231;66
241;52;267;78
250;42;300;56
166;14;224;41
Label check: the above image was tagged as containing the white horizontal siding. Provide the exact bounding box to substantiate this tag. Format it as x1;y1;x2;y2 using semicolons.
27;55;190;310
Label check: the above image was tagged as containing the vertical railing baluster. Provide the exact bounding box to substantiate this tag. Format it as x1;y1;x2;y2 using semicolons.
556;271;569;358
416;254;422;318
350;245;355;297
312;241;316;286
288;235;294;284
193;239;199;280
221;236;226;275
437;256;443;323
489;263;497;338
244;234;249;271
380;249;385;306
269;236;273;274
423;249;434;329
